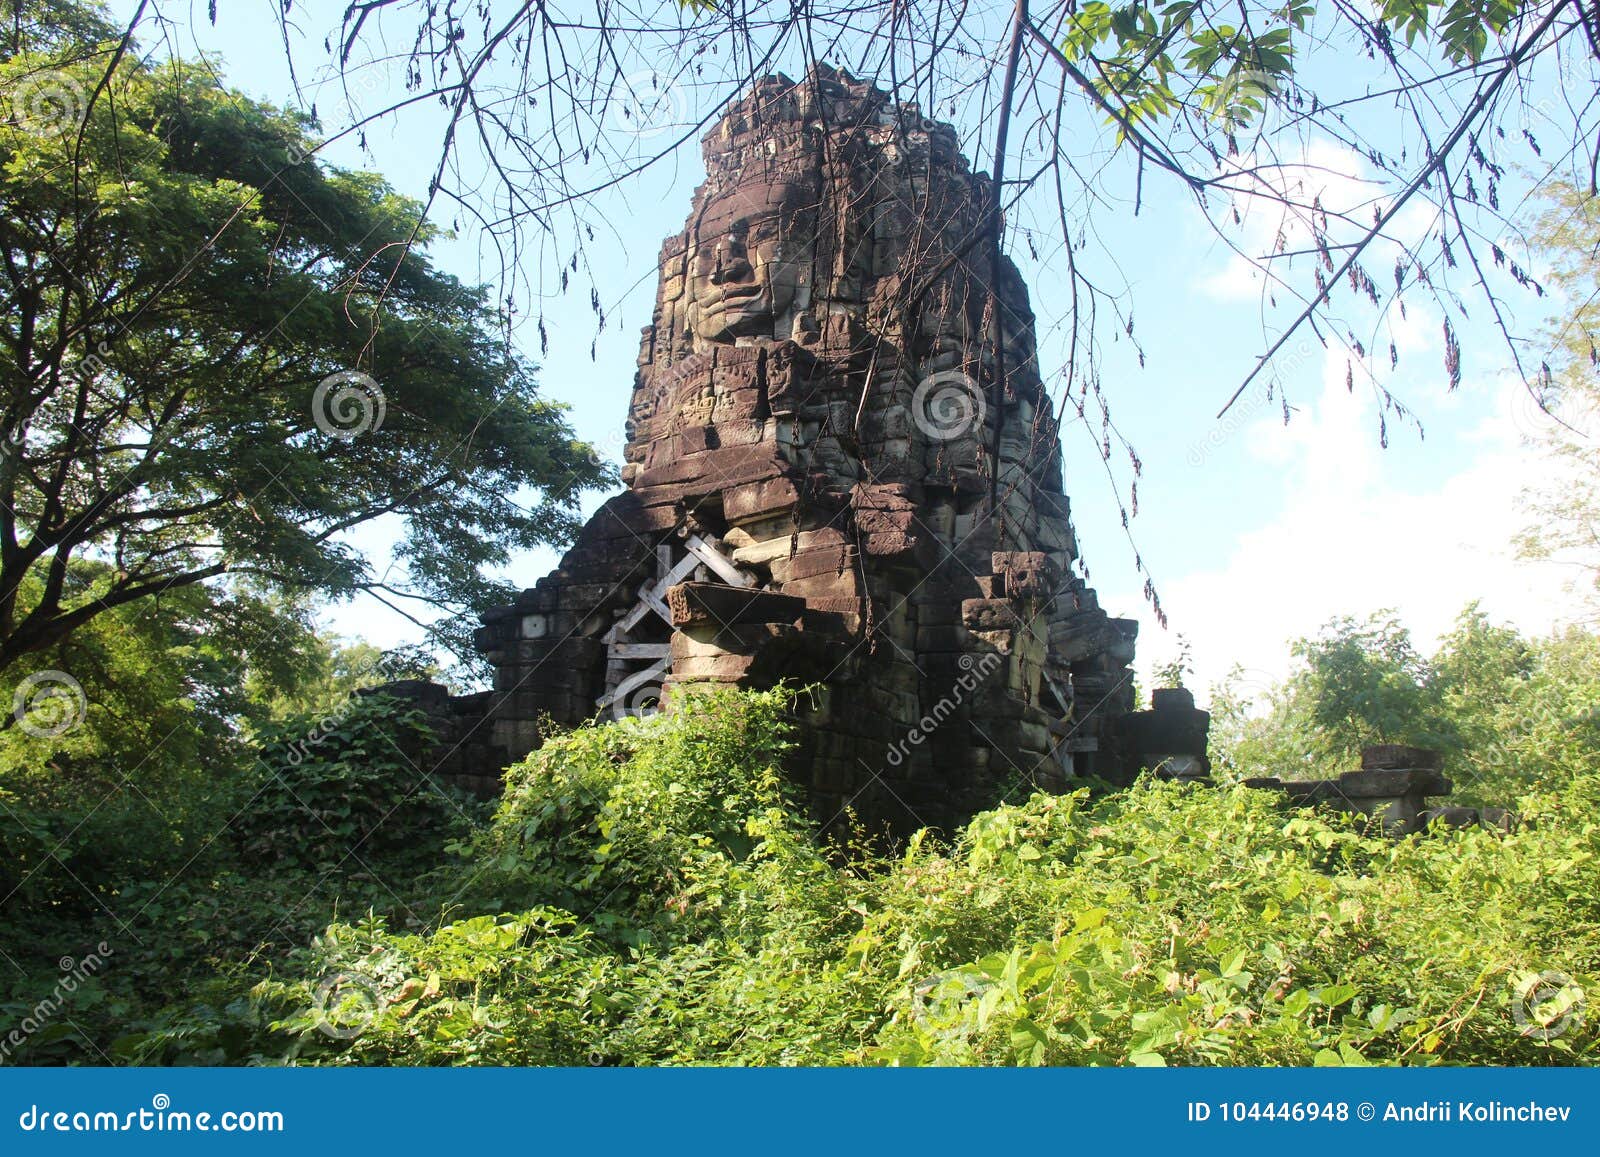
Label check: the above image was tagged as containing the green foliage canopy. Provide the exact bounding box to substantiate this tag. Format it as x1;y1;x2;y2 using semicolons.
0;16;608;672
1210;605;1600;807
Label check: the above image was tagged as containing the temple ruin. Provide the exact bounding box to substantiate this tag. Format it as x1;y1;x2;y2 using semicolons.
374;66;1518;839
431;65;1197;835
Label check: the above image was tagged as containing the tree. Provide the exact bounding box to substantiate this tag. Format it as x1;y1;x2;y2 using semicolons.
1287;612;1457;762
237;0;1599;408
0;565;322;799
0;10;609;673
1210;611;1459;778
1206;663;1320;780
152;0;1589;624
1215;605;1600;801
1432;602;1534;724
1517;182;1600;608
243;633;439;724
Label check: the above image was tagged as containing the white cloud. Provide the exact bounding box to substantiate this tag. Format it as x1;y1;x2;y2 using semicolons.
1193;136;1443;350
1140;359;1580;700
1196;138;1387;303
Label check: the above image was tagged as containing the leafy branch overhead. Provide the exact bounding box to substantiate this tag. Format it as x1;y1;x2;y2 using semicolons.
222;0;1598;570
1042;0;1586;416
2;0;1594;670
1062;0;1525;132
1061;1;1316;129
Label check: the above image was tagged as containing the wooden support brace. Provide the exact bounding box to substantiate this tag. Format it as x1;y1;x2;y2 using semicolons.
683;533;754;587
596;656;671;711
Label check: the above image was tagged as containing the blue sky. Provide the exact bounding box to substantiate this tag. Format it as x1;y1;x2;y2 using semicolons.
117;1;1588;697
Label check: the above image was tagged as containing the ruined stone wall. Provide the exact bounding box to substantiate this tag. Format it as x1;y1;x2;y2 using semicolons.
471;66;1144;834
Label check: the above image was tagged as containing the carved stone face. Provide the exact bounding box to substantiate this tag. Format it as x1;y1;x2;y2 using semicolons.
686;176;814;341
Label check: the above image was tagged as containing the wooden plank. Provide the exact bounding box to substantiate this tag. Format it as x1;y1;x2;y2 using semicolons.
1044;671;1073;716
618;575;676;633
639;584;673;625
615;590;653;635
683;533;753;587
596;656;670;711
608;642;672;659
663;550;701;587
615;554;699;634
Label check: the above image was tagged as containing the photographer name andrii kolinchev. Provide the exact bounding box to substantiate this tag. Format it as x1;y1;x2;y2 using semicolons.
1383;1101;1573;1124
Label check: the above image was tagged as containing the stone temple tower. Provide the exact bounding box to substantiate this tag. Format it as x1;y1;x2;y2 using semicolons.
470;66;1143;833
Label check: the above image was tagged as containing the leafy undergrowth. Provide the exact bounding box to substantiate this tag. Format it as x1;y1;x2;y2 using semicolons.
0;693;488;1065
112;688;1598;1067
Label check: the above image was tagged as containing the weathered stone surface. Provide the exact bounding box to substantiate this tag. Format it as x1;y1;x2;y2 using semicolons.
1118;688;1211;776
961;598;1019;631
1360;744;1445;772
723;476;804;523
1246;759;1455;835
1050;616;1133;663
667;582;807;629
426;66;1152;833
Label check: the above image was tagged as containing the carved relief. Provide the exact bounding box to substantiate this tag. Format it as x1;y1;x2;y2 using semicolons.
471;66;1145;834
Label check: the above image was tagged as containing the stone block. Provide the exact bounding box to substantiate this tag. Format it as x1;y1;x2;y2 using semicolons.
780;571;862;601
961;598;1018;631
723;475;803;523
667;582;807;629
454;67;1157;831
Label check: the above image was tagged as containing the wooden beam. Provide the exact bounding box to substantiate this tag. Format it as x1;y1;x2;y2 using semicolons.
608;642;672;659
596;656;671;712
615;555;695;634
683;533;753;587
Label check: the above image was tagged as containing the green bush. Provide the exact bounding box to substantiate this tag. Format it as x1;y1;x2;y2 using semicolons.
7;619;1597;1068
0;689;489;1065
464;688;799;929
1211;606;1600;805
232;692;481;873
862;779;1599;1066
156;688;1596;1068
